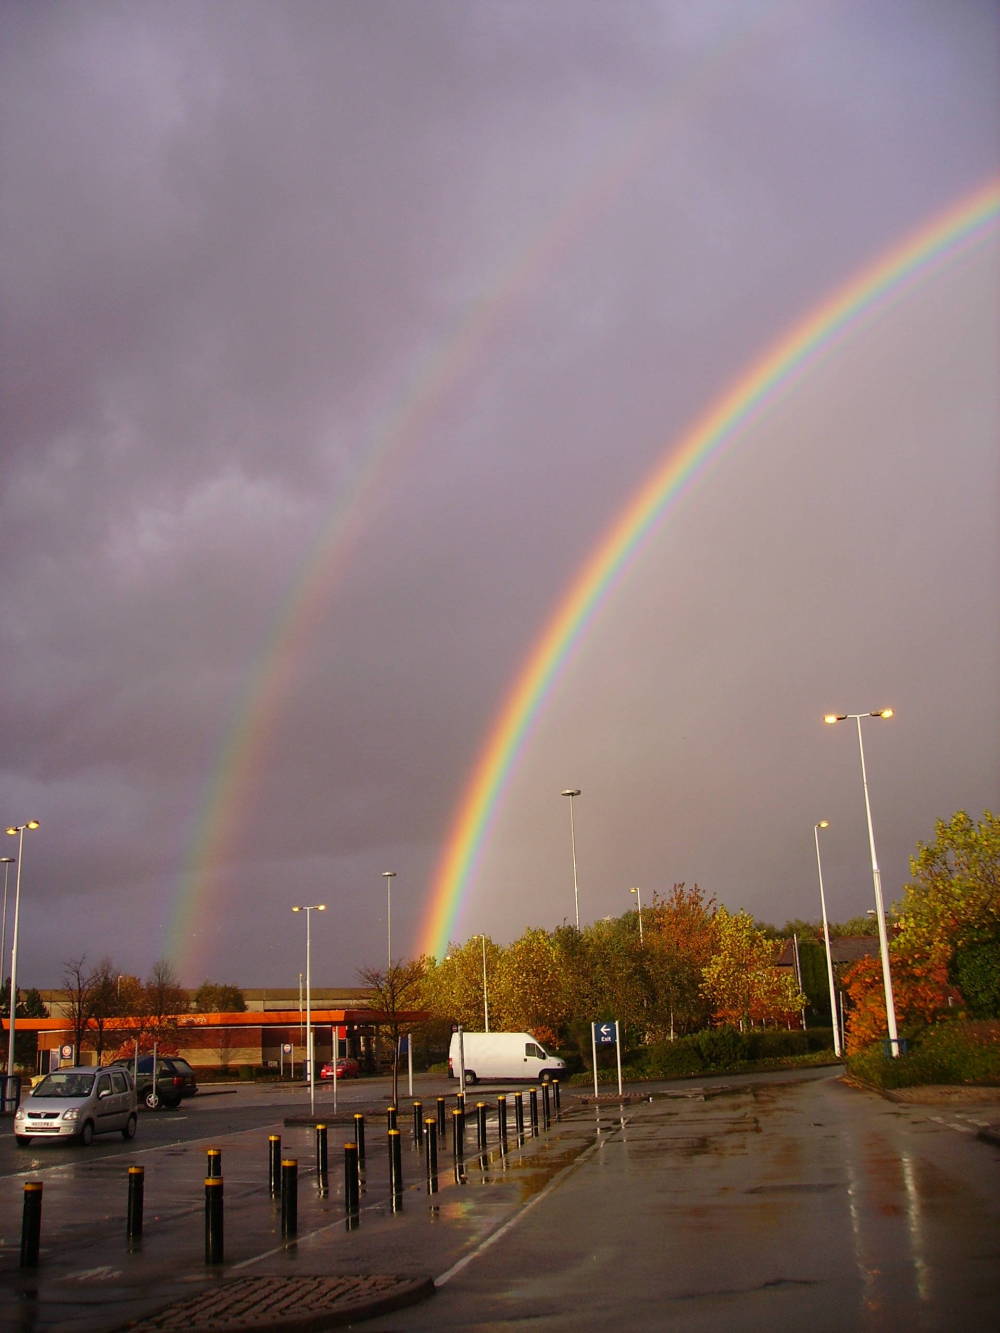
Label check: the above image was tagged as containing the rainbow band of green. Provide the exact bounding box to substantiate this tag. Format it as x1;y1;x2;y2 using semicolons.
419;178;1000;959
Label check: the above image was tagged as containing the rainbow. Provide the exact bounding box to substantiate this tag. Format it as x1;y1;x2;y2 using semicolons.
167;6;792;979
419;177;1000;959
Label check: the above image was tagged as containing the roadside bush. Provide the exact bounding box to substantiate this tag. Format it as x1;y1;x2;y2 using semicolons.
848;1019;1000;1088
695;1026;748;1069
746;1030;809;1060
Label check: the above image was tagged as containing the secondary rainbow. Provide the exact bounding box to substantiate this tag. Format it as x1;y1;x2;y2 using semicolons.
419;177;1000;958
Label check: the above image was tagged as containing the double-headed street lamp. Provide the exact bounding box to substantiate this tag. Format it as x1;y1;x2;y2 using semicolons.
291;903;326;1114
561;789;582;930
824;709;899;1056
4;821;39;1079
382;871;397;971
813;821;841;1058
629;886;644;945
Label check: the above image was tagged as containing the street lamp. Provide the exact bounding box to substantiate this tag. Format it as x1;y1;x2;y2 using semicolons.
823;709;899;1056
561;789;582;929
291;903;326;1114
477;934;490;1032
629;886;644;945
382;871;397;970
0;858;15;1006
4;821;39;1081
813;821;841;1058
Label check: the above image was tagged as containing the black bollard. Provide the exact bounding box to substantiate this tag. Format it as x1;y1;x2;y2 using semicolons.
20;1181;42;1268
353;1112;366;1164
127;1166;144;1243
204;1176;224;1264
424;1118;438;1194
476;1101;487;1151
542;1081;551;1130
412;1100;423;1143
436;1096;447;1138
388;1128;403;1209
451;1106;465;1162
281;1159;298;1239
315;1123;329;1196
206;1146;222;1178
529;1087;539;1137
514;1090;525;1143
553;1078;561;1114
344;1142;360;1219
268;1134;282;1197
386;1105;397;1133
497;1095;508;1154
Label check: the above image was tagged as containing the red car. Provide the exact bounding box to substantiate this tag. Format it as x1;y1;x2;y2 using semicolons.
319;1057;360;1079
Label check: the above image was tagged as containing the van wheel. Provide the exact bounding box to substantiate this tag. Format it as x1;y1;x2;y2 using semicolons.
144;1089;160;1110
78;1121;94;1146
463;1070;477;1086
122;1113;137;1140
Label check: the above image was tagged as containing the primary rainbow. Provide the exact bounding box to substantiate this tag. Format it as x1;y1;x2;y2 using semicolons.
419;177;1000;959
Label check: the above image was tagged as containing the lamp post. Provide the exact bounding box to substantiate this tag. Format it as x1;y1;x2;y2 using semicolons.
4;821;39;1080
561;789;582;929
823;709;899;1056
813;821;841;1058
629;886;644;945
477;935;490;1032
0;858;15;1006
382;871;397;970
291;903;326;1114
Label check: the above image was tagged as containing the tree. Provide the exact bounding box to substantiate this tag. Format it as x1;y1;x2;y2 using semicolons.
62;956;99;1060
702;908;805;1029
193;981;247;1013
114;960;188;1054
896;810;1000;1018
359;957;428;1107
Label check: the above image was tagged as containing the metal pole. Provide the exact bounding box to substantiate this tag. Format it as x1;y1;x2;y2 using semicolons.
480;935;490;1032
853;715;900;1055
630;886;643;944
5;823;39;1079
814;821;842;1057
382;871;397;970
0;859;15;1018
306;911;313;1115
562;790;581;929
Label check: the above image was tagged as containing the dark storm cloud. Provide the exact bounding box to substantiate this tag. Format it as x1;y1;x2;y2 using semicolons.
0;0;996;985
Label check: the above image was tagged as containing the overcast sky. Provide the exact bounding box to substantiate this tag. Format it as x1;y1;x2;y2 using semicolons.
1;0;997;992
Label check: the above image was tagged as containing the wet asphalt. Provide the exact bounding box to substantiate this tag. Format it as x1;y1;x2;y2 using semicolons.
0;1068;997;1330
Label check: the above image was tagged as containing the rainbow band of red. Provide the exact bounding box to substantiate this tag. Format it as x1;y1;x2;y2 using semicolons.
419;178;1000;958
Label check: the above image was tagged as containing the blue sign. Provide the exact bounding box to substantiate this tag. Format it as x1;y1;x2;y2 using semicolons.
593;1021;616;1046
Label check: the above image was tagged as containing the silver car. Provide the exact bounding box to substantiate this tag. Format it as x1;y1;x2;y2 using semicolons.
14;1066;137;1145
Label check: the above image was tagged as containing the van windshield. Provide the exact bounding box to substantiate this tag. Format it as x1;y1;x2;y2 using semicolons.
33;1073;95;1098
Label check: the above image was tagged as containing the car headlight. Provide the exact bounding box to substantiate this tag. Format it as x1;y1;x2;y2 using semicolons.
14;1107;24;1121
62;1108;79;1121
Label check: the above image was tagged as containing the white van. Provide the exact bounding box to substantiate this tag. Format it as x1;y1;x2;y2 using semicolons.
448;1031;566;1085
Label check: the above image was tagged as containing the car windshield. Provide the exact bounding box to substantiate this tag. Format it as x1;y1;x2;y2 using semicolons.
33;1072;95;1098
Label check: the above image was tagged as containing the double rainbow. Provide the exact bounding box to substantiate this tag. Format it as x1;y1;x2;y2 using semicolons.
418;178;999;959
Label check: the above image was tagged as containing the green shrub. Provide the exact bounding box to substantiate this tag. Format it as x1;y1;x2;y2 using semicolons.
695;1026;749;1068
746;1029;809;1059
847;1019;1000;1088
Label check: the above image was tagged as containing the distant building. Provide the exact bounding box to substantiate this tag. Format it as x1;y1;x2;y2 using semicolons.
12;987;427;1073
